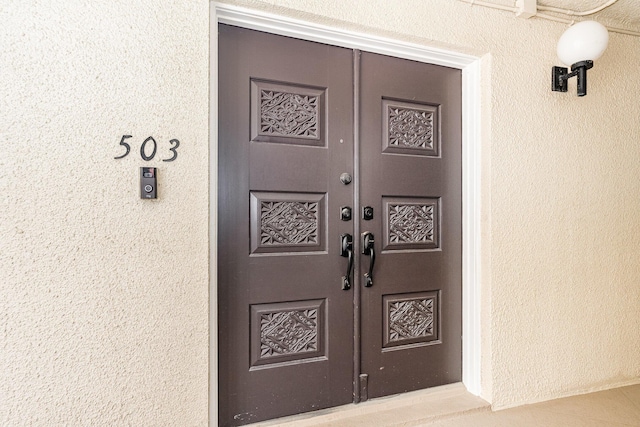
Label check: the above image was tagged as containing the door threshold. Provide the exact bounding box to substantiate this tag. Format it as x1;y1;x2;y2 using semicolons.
247;383;490;426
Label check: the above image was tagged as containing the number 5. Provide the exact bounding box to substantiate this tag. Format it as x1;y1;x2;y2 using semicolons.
114;135;132;159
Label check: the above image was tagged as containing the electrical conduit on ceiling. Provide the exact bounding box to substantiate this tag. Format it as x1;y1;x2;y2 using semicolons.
536;0;618;16
457;0;640;36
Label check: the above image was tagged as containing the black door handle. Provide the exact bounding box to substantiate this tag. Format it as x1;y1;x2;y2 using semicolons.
361;232;375;287
340;234;353;290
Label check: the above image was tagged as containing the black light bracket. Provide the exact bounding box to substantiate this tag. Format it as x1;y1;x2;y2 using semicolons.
552;60;594;97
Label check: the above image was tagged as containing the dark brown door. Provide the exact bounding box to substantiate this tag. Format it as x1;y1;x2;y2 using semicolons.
218;24;461;427
358;51;462;399
218;25;355;426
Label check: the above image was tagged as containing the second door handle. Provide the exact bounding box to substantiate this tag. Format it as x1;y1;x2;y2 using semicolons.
361;232;375;287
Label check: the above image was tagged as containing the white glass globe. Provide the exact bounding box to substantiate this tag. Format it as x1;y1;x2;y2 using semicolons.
557;21;609;66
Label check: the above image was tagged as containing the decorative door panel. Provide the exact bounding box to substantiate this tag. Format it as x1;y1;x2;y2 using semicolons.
250;79;326;147
383;291;439;350
382;98;439;157
382;196;440;252
250;191;326;255
250;299;326;368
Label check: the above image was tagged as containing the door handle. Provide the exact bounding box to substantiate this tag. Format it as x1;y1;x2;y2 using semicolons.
340;234;354;290
361;232;375;287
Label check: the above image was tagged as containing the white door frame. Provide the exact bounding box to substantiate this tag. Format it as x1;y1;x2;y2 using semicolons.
210;3;483;423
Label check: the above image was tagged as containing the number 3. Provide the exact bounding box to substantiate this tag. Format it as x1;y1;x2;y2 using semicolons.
163;139;180;162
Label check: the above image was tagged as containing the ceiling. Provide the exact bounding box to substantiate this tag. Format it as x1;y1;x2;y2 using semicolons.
492;0;640;34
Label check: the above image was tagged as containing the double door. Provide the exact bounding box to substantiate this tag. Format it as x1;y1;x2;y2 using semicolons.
218;24;462;427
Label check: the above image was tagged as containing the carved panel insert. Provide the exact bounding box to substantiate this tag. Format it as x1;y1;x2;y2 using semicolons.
251;299;326;368
260;90;318;138
251;80;326;147
260;200;319;246
383;197;440;251
383;291;439;350
251;192;326;254
382;99;439;157
389;204;434;244
389;298;434;341
260;309;318;358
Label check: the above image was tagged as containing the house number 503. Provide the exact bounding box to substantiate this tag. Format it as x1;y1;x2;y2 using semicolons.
114;135;180;162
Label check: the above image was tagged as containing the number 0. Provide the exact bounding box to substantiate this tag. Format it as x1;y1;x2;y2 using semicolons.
140;136;157;161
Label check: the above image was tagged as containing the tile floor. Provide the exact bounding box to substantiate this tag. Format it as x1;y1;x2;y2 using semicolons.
251;383;640;427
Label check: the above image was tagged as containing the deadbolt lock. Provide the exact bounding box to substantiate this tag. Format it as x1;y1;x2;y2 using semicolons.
340;206;352;221
363;206;374;220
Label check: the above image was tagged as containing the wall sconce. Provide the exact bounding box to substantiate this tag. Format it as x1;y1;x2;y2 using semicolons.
552;21;609;97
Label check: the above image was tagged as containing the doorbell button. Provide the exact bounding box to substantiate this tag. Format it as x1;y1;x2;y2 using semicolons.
140;167;157;199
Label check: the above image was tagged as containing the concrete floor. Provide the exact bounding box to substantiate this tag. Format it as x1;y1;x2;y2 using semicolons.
251;383;640;426
425;384;640;427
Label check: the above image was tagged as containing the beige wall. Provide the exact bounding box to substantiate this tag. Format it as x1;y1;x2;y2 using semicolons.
2;0;209;425
3;0;640;425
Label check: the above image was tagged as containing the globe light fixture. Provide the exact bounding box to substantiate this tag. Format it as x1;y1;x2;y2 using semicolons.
551;20;609;97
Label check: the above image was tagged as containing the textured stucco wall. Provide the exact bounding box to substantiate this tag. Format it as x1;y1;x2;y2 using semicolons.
1;0;209;425
216;0;640;411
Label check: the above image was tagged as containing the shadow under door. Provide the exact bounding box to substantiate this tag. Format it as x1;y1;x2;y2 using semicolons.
218;24;462;427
